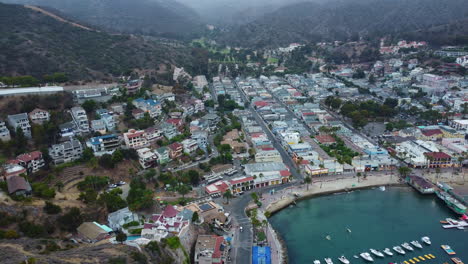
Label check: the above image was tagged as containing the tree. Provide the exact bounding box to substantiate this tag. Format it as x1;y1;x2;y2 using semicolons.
357;172;362;182
177;184;190;199
116;232;127;244
99;189;127;213
191;211;199;223
58;207;83;232
43;201;62;214
144;168;157;182
55;181;64;192
99;154;115;169
304;176;312;190
398;166;412;178
81;100;97;114
81;147;94;162
223;190;233;204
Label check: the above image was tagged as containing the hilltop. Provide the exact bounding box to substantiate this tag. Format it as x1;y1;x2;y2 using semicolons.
0;3;196;80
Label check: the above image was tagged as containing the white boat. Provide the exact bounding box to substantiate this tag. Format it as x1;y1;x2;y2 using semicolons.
360;252;374;262
393;246;406;255
379;186;386;191
314;260;321;264
421;236;431;245
383;248;394;256
401;242;414;251
325;258;333;264
353;255;359;259
370;249;384;258
410;240;423;249
338;256;350;264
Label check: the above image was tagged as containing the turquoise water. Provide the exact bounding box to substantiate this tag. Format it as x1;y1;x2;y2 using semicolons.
269;187;468;264
126;235;141;241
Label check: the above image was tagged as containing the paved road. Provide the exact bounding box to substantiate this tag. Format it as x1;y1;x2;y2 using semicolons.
234;80;302;180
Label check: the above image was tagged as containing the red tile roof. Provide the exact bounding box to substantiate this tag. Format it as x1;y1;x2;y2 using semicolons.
168;142;183;151
315;134;336;144
166;118;182;126
162;205;178;218
254;101;268;107
16;151;42;163
229;177;254;185
280;170;291;177
425;152;451;160
421;129;443;137
212;236;225;258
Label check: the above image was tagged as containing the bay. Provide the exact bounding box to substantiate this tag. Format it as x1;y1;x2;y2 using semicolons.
269;187;468;264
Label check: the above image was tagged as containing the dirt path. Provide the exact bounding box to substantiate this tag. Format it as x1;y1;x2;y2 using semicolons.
24;5;96;31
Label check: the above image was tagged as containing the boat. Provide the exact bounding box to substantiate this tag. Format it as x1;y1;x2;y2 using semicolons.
314;260;321;264
379;186;386;191
353;255;359;259
413;257;420;262
393;246;406;255
402;242;414;251
428;254;435;258
360;252;374;262
325;258;333;264
326;235;331;240
451;257;464;264
440;220;449;224
370;249;384;258
421;236;431;245
436;191;467;215
338;256;350;264
383;248;393;256
411;240;423;249
409;259;415;264
347;228;352;233
442;245;456;255
419;256;426;261
404;261;410;264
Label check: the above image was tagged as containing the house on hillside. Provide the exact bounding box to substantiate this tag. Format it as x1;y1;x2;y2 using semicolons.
6;176;31;196
28;108;50;125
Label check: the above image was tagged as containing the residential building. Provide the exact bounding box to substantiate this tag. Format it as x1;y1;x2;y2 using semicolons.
88;134;121;156
191;130;208;149
1;164;27;180
28;108;50;124
7;176;32;196
155;147;171;165
193;75;208;93
126;79;141;94
71;107;90;133
450;119;468;131
419;129;443;141
141;205;189;241
49;139;83;165
91;119;106;134
133;98;162;118
132;109;145;119
168;142;183;159
201;113;220;131
10;151;45;174
123;129;148;149
0;121;11;141
166;118;183;128
161;123;179;140
59;122;76;138
182;139;199;154
107;207;139;231
205;180;230;197
194;235;225;264
77;222;112;243
144;127;163;142
137;148;157;169
7;113;31;138
100;113;116;131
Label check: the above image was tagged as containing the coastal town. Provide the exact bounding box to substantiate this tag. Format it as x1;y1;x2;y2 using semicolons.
1;36;468;264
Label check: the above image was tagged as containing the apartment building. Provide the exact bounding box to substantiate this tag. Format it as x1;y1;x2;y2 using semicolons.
49;139;83;165
7;113;31;138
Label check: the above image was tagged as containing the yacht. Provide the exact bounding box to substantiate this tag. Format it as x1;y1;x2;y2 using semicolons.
338;256;350;264
421;236;431;245
360;252;374;262
325;258;333;264
314;260;321;264
402;242;414;251
393;246;406;255
370;249;384;258
410;240;423;249
383;248;394;256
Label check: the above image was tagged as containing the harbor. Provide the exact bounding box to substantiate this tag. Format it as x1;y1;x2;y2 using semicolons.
269;187;468;264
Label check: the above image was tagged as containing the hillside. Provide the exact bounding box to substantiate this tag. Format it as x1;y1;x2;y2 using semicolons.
218;0;468;47
0;3;196;80
1;0;203;38
399;18;468;46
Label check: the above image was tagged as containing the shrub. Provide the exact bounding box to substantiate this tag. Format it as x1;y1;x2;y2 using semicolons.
43;201;62;214
31;183;56;199
19;221;46;238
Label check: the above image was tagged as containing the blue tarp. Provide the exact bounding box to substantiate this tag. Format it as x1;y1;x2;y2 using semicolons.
252;246;271;264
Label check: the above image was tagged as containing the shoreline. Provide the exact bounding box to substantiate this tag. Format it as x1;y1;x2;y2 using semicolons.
259;175;403;264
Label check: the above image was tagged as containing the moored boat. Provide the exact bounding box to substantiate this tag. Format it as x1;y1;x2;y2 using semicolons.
360;252;374;262
442;245;456;255
338;256;350;264
402;242;414;251
421;236;431;245
451;257;464;264
370;249;384;258
411;240;423;249
314;260;321;264
325;258;333;264
383;248;393;256
393;246;406;255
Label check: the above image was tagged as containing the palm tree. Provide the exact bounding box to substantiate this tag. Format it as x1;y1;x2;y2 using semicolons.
223;190;233;204
304;176;312;190
357;172;362;182
435;167;441;179
398;166;412;179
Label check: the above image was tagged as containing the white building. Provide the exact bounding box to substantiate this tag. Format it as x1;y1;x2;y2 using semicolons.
456;55;468;67
0;121;11;141
88;134;121;156
255;148;282;163
182;138;198;154
28;108;50;125
280;131;300;145
49;139;83;165
123;129;148;149
71;107;89;133
137;148;157;169
450;119;468;131
7;113;31;138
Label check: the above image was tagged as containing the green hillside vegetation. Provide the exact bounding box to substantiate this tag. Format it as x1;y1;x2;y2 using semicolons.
0;3;196;80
